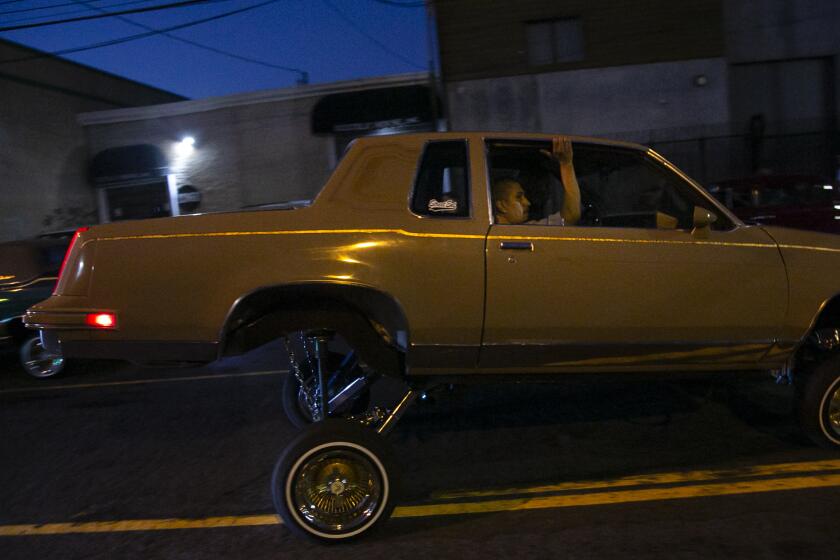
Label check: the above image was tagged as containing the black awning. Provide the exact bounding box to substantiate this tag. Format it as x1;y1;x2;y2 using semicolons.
312;84;435;134
90;144;168;187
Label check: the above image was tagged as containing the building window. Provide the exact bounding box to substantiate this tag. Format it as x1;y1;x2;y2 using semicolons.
526;18;584;66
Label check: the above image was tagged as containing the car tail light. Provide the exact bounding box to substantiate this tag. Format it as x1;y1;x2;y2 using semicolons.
56;226;90;284
86;313;117;329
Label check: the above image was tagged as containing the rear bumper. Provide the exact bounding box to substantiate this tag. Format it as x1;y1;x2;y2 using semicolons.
60;339;218;364
25;310;217;365
29;329;217;365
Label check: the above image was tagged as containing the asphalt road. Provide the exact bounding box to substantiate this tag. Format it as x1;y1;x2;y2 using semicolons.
1;342;838;559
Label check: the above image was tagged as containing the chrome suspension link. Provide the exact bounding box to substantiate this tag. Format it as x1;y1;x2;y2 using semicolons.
282;334;319;417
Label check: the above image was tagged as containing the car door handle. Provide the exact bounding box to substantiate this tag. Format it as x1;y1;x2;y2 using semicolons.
499;241;534;251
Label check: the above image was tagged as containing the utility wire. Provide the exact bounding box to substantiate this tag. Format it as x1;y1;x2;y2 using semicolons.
0;0;26;6
321;0;424;70
1;0;232;25
0;0;286;69
69;0;308;82
369;0;424;8
0;0;148;16
1;0;172;24
0;0;216;32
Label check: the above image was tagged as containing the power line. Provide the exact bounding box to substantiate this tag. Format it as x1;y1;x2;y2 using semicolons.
1;0;164;24
69;0;308;82
0;0;285;66
0;0;216;32
321;0;425;70
0;0;140;16
369;0;424;8
0;0;231;25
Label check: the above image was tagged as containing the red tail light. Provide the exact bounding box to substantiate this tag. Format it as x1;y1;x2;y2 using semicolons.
86;313;117;329
56;226;90;285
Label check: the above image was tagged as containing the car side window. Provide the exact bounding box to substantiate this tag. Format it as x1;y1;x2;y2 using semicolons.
486;140;565;225
411;141;470;218
572;144;730;230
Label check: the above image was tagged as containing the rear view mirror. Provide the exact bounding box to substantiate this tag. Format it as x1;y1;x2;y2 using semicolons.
691;206;717;239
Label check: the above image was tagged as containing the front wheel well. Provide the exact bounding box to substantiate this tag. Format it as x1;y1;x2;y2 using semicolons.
791;294;840;377
219;283;408;378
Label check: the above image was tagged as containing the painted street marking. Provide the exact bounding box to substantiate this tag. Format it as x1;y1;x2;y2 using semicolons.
0;370;287;395
2;460;839;536
432;458;840;499
395;473;840;518
0;515;279;536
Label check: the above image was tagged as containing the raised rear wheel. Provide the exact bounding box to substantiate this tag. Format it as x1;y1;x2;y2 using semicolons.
271;420;397;542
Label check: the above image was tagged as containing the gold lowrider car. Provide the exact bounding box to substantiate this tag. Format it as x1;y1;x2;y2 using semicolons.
26;133;840;541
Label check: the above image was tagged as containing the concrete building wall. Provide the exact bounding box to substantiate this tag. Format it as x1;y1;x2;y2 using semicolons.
80;74;431;216
432;0;724;82
435;0;839;181
725;0;840;133
447;58;729;142
0;40;183;242
84;97;333;213
1;75;92;242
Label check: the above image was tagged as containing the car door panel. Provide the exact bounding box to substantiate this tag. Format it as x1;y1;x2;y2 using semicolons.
480;224;787;371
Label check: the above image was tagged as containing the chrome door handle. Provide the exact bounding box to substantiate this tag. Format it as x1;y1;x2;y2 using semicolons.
499;241;534;251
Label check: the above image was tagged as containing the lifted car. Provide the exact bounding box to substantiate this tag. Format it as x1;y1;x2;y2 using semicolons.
26;133;840;541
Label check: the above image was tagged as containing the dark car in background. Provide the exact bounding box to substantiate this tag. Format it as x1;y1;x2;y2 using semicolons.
708;175;840;234
0;233;72;377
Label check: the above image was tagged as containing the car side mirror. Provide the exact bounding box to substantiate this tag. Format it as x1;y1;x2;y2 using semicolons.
691;206;717;239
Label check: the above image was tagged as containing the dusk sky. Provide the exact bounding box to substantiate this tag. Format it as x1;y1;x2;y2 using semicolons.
0;0;431;98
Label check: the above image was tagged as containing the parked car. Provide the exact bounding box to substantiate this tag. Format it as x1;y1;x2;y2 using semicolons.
1;233;72;377
707;174;840;233
26;132;840;541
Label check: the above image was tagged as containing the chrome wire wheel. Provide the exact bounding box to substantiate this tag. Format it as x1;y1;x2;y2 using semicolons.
823;381;840;439
799;356;840;449
20;336;65;378
288;445;385;536
272;420;396;541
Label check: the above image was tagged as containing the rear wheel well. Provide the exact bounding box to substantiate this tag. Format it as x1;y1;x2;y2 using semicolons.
220;283;408;378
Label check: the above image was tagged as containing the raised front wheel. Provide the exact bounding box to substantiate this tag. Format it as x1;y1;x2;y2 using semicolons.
271;420;397;542
798;355;840;449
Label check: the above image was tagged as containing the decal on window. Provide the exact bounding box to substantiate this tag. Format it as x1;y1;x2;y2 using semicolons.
428;198;458;213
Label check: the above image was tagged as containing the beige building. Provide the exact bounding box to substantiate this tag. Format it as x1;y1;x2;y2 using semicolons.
78;73;438;222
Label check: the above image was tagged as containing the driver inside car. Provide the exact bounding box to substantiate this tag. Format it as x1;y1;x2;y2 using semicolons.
492;137;582;226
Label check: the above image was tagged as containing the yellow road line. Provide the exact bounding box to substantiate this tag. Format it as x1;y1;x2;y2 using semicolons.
395;473;840;518
0;370;287;395
433;459;840;499
2;465;840;537
0;515;279;536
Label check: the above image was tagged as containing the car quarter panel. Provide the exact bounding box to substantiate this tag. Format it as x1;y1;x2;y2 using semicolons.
28;135;490;369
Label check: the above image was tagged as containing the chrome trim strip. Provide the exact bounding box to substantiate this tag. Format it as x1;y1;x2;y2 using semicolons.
94;228;796;251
